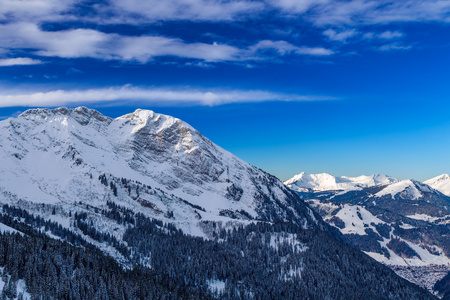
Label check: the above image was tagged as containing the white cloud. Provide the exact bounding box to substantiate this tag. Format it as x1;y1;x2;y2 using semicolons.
363;30;403;40
106;0;263;23
0;85;336;107
0;0;76;22
378;30;403;39
0;23;332;63
0;0;442;65
0;57;43;66
268;0;329;14
303;0;450;26
323;29;358;42
378;43;411;51
0;23;240;62
249;40;334;56
2;0;450;27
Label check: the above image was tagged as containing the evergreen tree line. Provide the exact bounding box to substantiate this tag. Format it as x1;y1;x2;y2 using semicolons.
0;231;212;300
0;203;436;299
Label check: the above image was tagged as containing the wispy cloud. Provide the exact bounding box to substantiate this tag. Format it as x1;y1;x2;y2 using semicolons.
378;31;403;39
0;23;332;63
0;85;336;107
249;40;334;56
0;0;77;22
323;29;359;42
305;0;450;26
0;57;43;66
3;0;450;27
5;0;450;25
268;0;327;14
363;30;404;40
378;43;411;51
105;0;263;23
0;0;447;67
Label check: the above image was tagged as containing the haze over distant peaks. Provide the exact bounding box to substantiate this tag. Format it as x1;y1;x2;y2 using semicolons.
284;172;399;192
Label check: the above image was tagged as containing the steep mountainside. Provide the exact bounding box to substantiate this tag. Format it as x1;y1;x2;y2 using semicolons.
291;178;450;292
0;107;435;299
284;172;398;192
0;107;317;236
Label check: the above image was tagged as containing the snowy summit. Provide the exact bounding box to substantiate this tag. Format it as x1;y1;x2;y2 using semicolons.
0;107;318;237
424;174;450;196
284;172;398;192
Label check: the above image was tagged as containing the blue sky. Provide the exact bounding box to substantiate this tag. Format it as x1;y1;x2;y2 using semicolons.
1;0;450;181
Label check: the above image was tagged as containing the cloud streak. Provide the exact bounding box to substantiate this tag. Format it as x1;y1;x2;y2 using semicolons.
104;0;450;27
0;85;336;107
323;29;359;42
0;23;332;63
0;58;43;66
106;0;263;23
0;0;446;66
3;0;450;26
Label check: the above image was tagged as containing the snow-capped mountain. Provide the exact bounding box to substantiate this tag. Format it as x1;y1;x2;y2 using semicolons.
284;172;398;192
0;107;436;299
425;174;450;196
0;107;317;237
289;178;450;292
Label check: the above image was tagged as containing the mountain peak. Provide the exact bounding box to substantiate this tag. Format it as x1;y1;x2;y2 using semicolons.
424;174;450;196
119;109;196;135
374;179;437;200
426;173;450;182
0;107;319;234
284;172;398;192
19;106;112;126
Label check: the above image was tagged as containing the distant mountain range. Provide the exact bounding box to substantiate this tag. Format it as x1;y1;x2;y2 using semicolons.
0;107;434;299
285;172;450;293
285;171;450;196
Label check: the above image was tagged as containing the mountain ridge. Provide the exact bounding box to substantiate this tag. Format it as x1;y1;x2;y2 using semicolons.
284;171;399;192
285;172;450;292
0;107;437;299
425;174;450;197
0;106;320;237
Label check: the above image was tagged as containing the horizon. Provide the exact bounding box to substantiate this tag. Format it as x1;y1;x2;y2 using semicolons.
1;1;450;181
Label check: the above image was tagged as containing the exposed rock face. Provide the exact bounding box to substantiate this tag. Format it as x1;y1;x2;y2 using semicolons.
0;107;437;299
0;107;319;238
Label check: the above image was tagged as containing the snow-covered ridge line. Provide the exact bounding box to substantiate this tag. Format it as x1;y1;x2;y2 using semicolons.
0;106;318;239
425;174;450;196
285;171;450;197
284;172;398;192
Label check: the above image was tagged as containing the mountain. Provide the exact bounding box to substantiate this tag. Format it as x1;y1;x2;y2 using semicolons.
0;107;317;234
284;172;398;192
425;174;450;196
0;107;435;299
290;178;450;292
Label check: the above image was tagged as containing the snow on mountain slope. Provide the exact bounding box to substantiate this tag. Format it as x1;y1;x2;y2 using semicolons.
300;178;450;292
0;107;318;239
308;199;450;267
284;172;398;192
425;174;450;196
375;179;432;200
